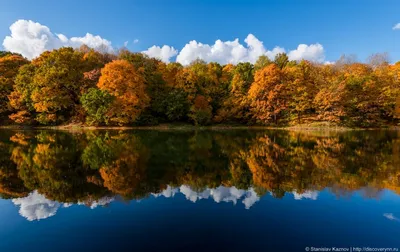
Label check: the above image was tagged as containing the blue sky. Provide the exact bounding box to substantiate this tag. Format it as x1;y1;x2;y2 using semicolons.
1;0;400;63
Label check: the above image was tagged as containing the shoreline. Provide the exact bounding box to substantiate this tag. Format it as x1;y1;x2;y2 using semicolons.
0;123;399;131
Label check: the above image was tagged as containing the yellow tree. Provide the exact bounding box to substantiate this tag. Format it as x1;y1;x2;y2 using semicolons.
375;62;400;122
0;55;29;115
395;96;400;120
313;65;347;123
14;48;87;125
8;64;36;124
98;60;149;125
216;63;253;123
285;60;320;124
248;64;287;124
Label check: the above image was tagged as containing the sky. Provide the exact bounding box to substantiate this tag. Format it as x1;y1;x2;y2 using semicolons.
1;0;400;64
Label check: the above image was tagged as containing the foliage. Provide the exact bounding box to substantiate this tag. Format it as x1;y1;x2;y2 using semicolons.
162;88;190;122
2;129;400;203
189;95;212;125
255;55;273;71
97;60;150;125
80;88;114;125
0;55;29;116
249;64;287;124
0;47;399;127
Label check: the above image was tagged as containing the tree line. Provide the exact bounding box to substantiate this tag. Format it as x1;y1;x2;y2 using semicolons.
1;46;400;127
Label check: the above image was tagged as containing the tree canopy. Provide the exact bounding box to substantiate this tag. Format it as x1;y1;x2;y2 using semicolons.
0;47;398;127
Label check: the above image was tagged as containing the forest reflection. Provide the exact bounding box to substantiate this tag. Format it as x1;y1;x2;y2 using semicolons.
1;129;399;220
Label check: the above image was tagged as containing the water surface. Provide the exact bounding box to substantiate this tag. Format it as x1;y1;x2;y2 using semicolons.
0;129;399;251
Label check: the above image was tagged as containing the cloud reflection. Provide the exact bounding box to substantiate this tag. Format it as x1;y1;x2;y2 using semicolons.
13;187;320;221
293;190;319;200
383;213;399;221
12;190;60;221
153;185;260;209
12;191;115;221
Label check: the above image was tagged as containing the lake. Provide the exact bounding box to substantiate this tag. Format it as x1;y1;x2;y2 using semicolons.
0;129;399;251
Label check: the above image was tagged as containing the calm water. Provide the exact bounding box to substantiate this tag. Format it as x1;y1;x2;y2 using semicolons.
0;129;400;251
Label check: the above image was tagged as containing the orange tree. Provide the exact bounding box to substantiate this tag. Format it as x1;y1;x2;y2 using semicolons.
97;60;150;125
248;64;288;125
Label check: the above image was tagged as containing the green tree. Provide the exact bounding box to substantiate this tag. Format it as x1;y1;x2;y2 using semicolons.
189;95;212;125
274;53;289;69
80;88;114;125
12;48;87;125
255;55;273;71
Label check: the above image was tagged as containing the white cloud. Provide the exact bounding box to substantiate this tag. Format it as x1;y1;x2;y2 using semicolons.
142;45;178;63
2;20;327;64
175;34;280;65
124;41;129;47
154;185;260;209
69;33;112;51
393;23;400;30
3;19;113;59
175;34;324;65
288;43;325;62
293;190;319;200
12;191;61;221
383;213;399;221
324;61;335;65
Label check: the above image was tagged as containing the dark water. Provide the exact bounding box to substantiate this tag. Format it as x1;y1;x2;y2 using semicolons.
0;129;400;251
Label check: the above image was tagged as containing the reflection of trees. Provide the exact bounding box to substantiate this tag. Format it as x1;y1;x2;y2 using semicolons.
94;133;150;199
0;129;399;204
0;132;29;198
10;131;110;202
242;130;400;198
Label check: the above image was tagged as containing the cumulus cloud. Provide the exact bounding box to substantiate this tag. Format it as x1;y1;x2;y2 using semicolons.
393;23;400;30
2;20;327;64
12;191;61;221
153;185;260;209
142;45;178;63
293;190;319;200
288;43;325;62
124;41;129;47
175;34;324;65
3;20;113;59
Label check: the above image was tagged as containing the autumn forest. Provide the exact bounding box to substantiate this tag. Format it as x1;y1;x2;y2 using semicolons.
1;47;400;127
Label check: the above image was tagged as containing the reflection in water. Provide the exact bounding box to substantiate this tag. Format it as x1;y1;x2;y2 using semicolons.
153;185;260;209
383;213;399;221
12;190;115;221
0;129;399;221
12;191;60;221
293;190;319;200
